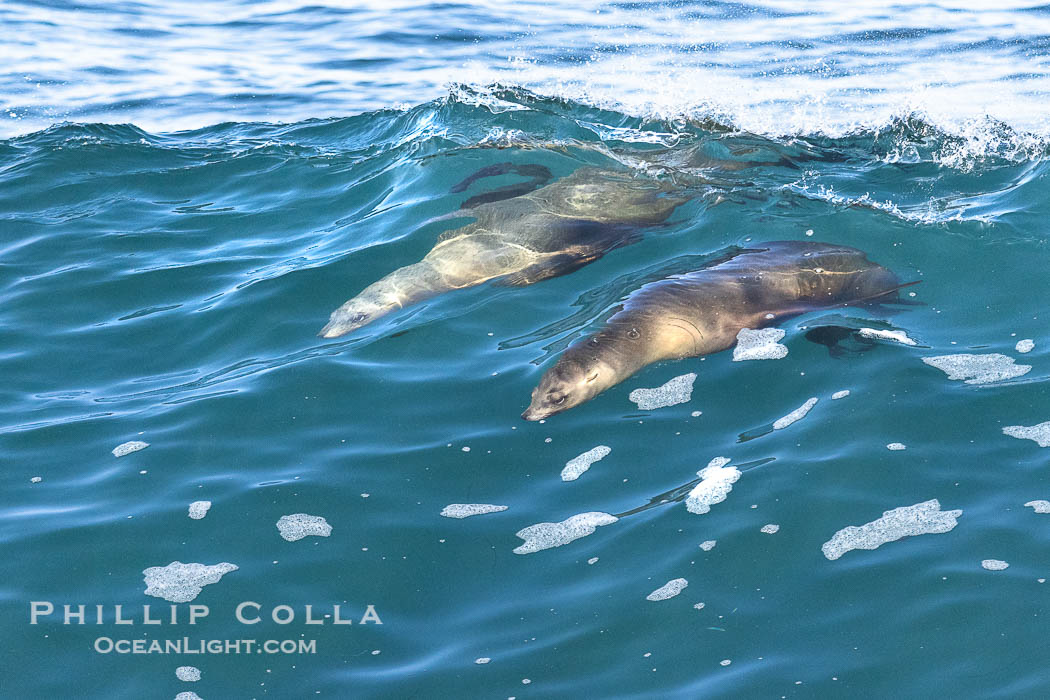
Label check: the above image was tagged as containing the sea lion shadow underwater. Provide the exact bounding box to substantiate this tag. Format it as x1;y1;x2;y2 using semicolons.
522;240;919;421
319;163;696;338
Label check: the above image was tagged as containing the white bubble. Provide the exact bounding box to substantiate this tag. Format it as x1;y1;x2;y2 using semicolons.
276;514;332;542
1025;500;1050;514
720;659;732;666
188;501;212;520
699;540;717;551
760;524;780;534
587;557;599;565
1003;421;1050;447
112;440;149;457
142;561;238;603
175;666;201;682
982;559;1009;571
513;512;618;554
886;443;907;451
629;373;696;410
831;390;850;400
1016;339;1035;354
646;578;688;601
30;476;42;483
561;445;611;481
822;500;961;560
773;397;818;430
857;328;917;346
922;354;1031;384
686;458;739;515
475;657;491;664
733;328;788;361
440;504;508;518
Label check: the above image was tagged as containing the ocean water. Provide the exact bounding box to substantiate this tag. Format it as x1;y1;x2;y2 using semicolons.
4;2;1050;699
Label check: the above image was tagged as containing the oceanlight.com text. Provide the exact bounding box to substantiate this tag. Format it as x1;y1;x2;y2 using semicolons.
93;637;317;655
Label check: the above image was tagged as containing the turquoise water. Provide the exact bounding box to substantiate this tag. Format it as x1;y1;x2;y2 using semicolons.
4;2;1050;699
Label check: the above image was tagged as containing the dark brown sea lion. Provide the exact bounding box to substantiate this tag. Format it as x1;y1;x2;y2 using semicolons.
319;167;691;338
522;240;909;420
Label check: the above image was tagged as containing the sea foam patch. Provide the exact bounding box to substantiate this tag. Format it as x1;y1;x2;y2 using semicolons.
733;328;788;361
440;504;508;518
142;561;238;603
1025;500;1050;513
188;501;212;520
922;354;1031;384
858;328;917;346
646;578;688;601
513;512;618;554
276;514;332;541
175;693;202;700
1003;421;1050;447
628;373;696;410
831;390;850;400
773;397;818;430
112;440;149;457
1016;339;1035;354
175;666;200;682
982;559;1009;571
686;457;740;515
561;445;611;481
821;499;962;560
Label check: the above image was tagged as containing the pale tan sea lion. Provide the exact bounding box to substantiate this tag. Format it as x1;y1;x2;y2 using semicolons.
522;241;909;420
319;167;691;337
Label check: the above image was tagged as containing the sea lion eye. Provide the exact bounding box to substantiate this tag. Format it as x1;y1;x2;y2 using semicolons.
627;328;640;339
552;395;566;405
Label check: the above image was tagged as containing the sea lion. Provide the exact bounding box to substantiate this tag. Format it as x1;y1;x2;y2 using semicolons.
522;241;909;420
319;167;691;337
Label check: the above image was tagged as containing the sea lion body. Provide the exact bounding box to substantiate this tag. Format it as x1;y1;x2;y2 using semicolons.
320;167;689;337
522;241;902;420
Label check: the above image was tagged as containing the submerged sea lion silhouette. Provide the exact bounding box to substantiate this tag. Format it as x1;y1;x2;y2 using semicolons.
522;240;914;421
319;166;691;337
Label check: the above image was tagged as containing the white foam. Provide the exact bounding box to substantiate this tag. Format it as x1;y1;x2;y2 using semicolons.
646;577;688;601
733;328;788;361
142;561;238;603
982;559;1009;571
773;397;818;430
857;328;917;346
760;524;780;534
922;354;1031;384
821;499;962;561
30;476;42;483
686;457;740;515
112;440;149;457
440;504;508;518
175;666;200;682
475;657;491;665
693;602;705;610
188;501;212;520
699;540;716;551
561;446;611;481
886;443;907;451
587;557;599;565
175;693;203;700
1025;500;1050;514
1016;339;1035;354
1003;421;1050;447
628;373;696;410
831;390;850;400
276;514;332;541
513;512;618;554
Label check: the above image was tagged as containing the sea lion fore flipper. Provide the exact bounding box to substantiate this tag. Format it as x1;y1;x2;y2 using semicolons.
493;252;600;287
451;162;554;209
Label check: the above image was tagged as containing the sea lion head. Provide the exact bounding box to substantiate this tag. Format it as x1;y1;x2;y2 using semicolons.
319;295;397;338
522;352;617;421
